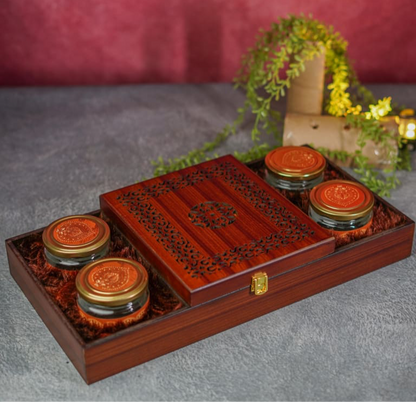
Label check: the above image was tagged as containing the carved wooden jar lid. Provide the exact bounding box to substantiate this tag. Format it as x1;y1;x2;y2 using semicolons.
265;146;326;181
43;215;110;258
309;180;374;221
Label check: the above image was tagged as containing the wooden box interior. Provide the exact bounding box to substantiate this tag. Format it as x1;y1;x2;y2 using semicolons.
6;157;415;384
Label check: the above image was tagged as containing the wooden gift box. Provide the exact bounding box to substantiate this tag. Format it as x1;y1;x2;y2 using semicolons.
6;155;415;384
100;155;336;307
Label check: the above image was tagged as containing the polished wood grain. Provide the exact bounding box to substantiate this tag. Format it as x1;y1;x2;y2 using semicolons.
6;231;88;380
6;157;414;384
83;221;414;384
100;155;335;306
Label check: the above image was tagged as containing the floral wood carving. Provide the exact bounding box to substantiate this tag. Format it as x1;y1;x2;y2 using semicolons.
188;201;238;229
117;161;315;279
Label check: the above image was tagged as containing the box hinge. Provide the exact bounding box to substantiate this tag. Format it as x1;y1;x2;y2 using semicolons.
251;272;268;296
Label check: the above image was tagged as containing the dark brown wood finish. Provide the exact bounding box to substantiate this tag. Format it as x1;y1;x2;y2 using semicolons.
82;220;413;384
6;232;88;380
7;216;414;384
100;155;335;306
6;157;415;384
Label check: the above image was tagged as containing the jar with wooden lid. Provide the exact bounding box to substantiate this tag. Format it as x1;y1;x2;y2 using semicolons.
265;146;326;191
308;180;374;232
76;257;150;326
42;215;110;270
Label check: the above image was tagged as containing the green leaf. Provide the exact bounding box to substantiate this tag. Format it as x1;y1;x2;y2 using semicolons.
149;14;411;196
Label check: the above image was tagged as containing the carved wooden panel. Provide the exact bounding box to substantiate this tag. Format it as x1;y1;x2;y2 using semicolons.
100;155;335;305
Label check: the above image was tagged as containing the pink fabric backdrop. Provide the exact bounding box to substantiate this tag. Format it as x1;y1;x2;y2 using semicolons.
0;0;414;86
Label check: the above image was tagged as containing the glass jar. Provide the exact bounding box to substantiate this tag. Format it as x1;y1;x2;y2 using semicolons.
265;146;326;191
42;215;110;270
76;257;150;326
308;180;374;232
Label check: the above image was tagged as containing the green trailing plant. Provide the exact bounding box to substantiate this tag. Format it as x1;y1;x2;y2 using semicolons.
151;14;410;196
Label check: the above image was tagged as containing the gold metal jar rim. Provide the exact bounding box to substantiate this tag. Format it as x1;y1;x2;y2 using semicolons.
76;258;149;307
309;180;374;221
265;146;326;181
42;215;110;258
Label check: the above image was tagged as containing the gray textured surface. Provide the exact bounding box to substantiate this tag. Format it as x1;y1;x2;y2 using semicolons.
0;84;415;401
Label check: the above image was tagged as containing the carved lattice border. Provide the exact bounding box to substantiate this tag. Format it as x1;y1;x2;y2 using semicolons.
117;160;314;278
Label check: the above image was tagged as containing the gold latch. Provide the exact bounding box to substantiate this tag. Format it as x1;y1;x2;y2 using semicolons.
251;272;268;296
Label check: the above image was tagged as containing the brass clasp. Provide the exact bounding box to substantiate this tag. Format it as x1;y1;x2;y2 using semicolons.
251;272;268;296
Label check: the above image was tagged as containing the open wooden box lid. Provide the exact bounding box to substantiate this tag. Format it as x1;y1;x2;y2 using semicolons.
100;155;335;306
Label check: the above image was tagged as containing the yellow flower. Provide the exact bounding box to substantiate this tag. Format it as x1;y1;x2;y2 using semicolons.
365;97;392;120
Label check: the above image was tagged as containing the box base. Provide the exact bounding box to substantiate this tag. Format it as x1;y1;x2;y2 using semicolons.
6;158;414;383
